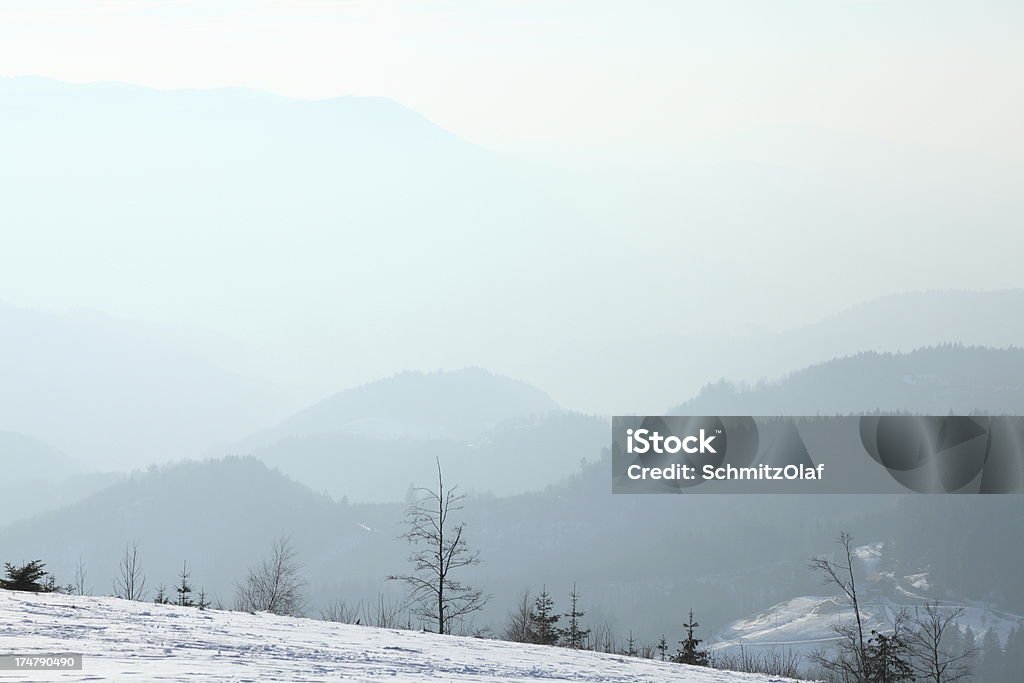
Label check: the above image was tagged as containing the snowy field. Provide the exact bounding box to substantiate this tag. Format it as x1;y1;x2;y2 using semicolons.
0;591;799;682
716;592;1022;656
714;545;1022;657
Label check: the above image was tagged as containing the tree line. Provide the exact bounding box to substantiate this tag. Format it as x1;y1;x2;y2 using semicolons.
3;464;1017;682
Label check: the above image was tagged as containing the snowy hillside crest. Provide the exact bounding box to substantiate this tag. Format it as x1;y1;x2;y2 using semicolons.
0;591;802;682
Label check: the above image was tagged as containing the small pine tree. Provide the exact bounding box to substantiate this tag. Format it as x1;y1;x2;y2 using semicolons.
1004;625;1024;674
560;583;590;649
175;561;194;607
625;631;638;657
962;625;977;655
674;609;709;666
153;584;171;605
864;629;914;682
657;635;669;661
196;588;211;610
530;587;561;645
0;561;56;593
655;634;671;663
980;627;1004;681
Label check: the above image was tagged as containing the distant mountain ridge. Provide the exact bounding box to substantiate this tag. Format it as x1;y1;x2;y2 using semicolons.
252;411;608;502
235;367;560;447
0;430;78;481
586;289;1024;414
772;290;1024;370
0;303;287;469
8;339;1024;643
0;457;356;602
0;429;122;526
0;76;586;422
224;367;586;502
678;344;1024;415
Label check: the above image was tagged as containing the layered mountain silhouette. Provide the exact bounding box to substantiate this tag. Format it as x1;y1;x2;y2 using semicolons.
0;429;121;525
0;457;368;604
3;449;1020;644
0;303;286;469
590;290;1024;413
0;76;600;422
236;368;559;446
0;430;79;481
4;78;1023;416
4;342;1024;639
224;368;604;502
679;345;1024;415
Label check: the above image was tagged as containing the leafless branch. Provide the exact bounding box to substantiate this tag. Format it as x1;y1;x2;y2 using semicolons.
388;458;490;634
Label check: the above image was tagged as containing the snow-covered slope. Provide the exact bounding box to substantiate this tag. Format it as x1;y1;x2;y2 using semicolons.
0;591;798;682
717;593;1021;655
715;543;1023;656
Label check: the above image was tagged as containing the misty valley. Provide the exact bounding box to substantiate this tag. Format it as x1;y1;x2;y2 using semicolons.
3;335;1024;681
2;43;1023;682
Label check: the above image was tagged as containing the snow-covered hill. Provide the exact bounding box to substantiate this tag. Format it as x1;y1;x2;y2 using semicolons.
714;543;1023;657
717;593;1021;655
0;591;799;682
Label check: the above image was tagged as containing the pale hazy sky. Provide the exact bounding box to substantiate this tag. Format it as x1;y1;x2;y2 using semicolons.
2;0;1022;163
2;0;1024;424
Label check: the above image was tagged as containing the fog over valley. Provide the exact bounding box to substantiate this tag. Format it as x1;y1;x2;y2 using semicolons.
2;7;1023;676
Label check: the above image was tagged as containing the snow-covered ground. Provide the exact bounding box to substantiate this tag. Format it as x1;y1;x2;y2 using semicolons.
0;591;799;682
716;592;1021;656
715;544;1022;656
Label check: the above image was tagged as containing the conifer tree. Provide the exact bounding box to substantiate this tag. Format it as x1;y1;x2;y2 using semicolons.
657;635;669;661
674;609;709;666
1004;625;1024;675
153;584;171;604
962;625;977;656
560;583;590;649
196;588;211;610
864;627;914;682
176;561;194;607
530;587;561;645
625;631;638;657
0;560;55;593
979;627;1004;681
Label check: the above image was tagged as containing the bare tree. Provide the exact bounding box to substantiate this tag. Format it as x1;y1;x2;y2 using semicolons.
320;594;407;627
321;600;361;624
589;621;618;654
808;532;867;680
234;535;305;616
712;645;803;678
114;541;146;601
388;458;489;635
905;602;976;683
502;589;535;643
73;556;89;596
363;593;406;628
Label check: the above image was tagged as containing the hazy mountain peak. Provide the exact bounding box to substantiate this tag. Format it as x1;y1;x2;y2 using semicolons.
0;430;78;481
679;344;1024;415
265;367;560;443
0;303;287;469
